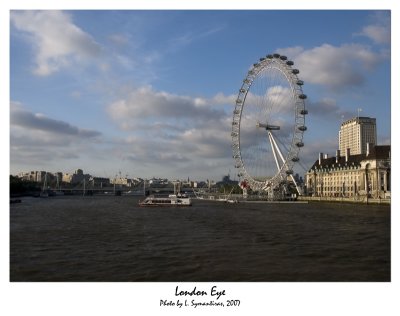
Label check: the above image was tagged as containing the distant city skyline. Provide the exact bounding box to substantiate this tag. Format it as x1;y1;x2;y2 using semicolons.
15;168;231;183
10;10;391;181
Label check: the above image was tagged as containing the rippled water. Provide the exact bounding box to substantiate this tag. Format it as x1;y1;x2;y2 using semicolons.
10;196;390;281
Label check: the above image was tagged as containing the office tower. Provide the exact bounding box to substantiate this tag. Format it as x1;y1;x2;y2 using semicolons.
339;117;377;155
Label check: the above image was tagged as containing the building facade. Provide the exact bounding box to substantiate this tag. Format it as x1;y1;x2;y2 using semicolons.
306;145;390;198
339;117;377;155
62;169;89;184
18;171;52;183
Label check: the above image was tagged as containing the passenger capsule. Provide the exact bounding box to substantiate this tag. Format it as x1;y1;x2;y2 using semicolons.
291;157;300;162
286;60;294;66
273;53;280;58
259;57;266;61
236;99;243;104
298;126;307;131
300;109;308;115
296;80;304;85
239;88;246;93
296;142;304;147
280;55;287;60
286;170;293;175
266;54;274;59
253;63;260;67
299;94;307;99
292;69;300;74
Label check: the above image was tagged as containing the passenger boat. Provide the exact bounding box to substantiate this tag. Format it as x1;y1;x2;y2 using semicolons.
139;193;192;207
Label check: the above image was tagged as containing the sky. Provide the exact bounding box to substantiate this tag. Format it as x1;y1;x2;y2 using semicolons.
9;10;391;181
3;2;399;316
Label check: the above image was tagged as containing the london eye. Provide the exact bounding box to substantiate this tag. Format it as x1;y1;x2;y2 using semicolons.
231;53;308;199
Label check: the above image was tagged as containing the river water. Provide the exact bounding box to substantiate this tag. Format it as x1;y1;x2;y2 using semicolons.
10;196;390;281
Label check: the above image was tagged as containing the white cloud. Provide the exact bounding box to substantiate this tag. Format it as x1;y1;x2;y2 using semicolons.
10;101;103;171
209;92;236;106
359;25;390;45
355;11;390;45
107;86;230;131
11;103;101;138
103;87;236;177
11;10;101;76
277;43;386;91
306;97;353;120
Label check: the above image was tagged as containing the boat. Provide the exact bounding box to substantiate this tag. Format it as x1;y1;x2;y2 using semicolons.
139;193;192;207
193;186;237;203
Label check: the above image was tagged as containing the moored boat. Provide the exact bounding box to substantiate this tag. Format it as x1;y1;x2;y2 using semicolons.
139;193;192;207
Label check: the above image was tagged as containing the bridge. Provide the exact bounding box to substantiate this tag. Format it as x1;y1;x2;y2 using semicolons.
45;183;189;196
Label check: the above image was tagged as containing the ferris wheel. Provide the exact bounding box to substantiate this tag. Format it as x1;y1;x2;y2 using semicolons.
231;53;308;196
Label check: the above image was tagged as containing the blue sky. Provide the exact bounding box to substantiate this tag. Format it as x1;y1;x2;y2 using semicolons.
9;10;391;180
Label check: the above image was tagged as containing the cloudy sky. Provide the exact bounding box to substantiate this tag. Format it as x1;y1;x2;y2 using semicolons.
9;10;391;181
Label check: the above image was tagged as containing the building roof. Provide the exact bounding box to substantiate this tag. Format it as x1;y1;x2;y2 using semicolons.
340;116;376;126
367;145;390;160
309;145;390;171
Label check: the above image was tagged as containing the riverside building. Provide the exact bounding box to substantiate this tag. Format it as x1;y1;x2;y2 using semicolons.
306;116;390;199
339;116;377;155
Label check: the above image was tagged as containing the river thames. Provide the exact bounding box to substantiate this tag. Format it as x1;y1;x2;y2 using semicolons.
10;195;390;281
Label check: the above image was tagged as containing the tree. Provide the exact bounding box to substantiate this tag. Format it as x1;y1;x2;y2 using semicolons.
10;175;40;196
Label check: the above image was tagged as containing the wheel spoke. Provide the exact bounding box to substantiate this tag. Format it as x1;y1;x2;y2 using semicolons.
231;53;308;197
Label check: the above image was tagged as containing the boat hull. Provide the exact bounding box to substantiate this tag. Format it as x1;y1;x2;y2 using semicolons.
139;203;192;207
139;195;192;207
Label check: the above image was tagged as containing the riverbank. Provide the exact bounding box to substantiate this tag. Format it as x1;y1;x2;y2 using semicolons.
298;196;390;205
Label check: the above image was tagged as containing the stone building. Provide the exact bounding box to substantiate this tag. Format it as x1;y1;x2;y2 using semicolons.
18;171;48;183
306;144;390;198
62;169;89;184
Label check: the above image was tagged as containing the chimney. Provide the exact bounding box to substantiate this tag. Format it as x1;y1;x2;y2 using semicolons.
336;150;340;163
345;148;350;162
319;153;323;165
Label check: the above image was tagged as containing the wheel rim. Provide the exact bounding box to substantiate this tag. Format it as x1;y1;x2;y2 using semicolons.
232;54;307;192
